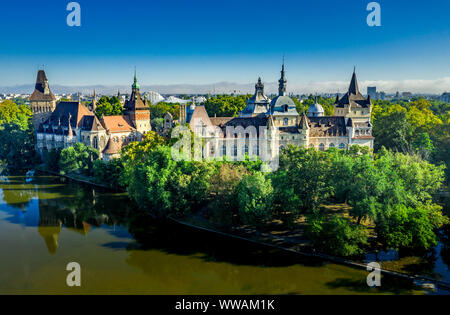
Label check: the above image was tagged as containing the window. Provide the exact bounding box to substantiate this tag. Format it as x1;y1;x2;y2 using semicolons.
284;118;289;126
329;143;335;148
233;145;238;156
310;144;315;149
319;143;325;151
339;143;345;149
244;145;249;155
222;145;227;156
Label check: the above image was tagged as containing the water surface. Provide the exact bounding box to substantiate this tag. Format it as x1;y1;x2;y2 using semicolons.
0;173;425;295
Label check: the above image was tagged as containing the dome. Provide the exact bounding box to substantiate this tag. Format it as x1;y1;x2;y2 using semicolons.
268;95;298;116
308;101;325;117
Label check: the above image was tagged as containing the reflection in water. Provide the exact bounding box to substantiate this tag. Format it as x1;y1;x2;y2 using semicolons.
0;172;440;294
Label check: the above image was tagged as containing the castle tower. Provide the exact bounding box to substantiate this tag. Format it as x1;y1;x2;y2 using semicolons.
30;70;56;130
123;69;151;137
278;62;287;96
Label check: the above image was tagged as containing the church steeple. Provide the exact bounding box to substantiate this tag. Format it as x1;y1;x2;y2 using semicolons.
278;61;287;96
132;67;140;91
349;67;359;95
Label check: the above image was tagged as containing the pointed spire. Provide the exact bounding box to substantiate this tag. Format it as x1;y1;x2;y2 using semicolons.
132;67;140;90
335;93;340;104
278;59;287;96
349;67;359;95
299;111;309;130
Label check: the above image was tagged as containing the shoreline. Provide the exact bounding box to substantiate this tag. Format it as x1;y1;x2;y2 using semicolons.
27;167;450;292
169;216;450;292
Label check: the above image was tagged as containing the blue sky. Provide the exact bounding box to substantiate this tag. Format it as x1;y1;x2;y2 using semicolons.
1;0;450;92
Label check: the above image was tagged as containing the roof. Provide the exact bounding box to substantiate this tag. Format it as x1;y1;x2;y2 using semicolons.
81;115;105;132
335;71;371;109
42;101;93;129
101;115;136;133
30;70;56;102
308;116;348;137
124;76;150;111
269;95;298;116
103;138;122;155
186;105;213;129
240;78;271;117
210;116;269;136
308;101;325;117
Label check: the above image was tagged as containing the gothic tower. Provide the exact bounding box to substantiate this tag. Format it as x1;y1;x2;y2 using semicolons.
123;70;151;137
30;70;56;130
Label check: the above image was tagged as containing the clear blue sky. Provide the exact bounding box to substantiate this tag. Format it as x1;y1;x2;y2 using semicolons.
1;0;450;87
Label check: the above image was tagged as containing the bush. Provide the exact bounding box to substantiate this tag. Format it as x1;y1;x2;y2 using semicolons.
306;214;368;257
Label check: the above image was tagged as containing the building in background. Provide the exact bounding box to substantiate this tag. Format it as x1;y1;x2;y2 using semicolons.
34;71;152;160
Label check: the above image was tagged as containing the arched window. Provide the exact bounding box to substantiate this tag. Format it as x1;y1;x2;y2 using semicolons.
93;136;98;149
284;118;289;126
244;145;249;155
339;143;345;149
222;145;227;157
233;145;238;156
329;143;335;148
310;144;315;149
319;143;325;151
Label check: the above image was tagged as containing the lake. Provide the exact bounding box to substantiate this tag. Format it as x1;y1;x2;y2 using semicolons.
0;172;433;294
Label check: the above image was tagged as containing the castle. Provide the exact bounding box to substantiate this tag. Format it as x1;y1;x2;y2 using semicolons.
171;65;374;161
32;65;373;162
33;71;152;161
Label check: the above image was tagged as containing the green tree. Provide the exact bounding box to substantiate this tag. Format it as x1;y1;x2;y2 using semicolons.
150;102;180;120
279;146;332;212
236;172;273;229
59;143;99;175
373;110;412;152
0;100;32;130
0;123;38;169
375;204;441;251
307;214;368;257
93;158;125;189
204;95;248;117
94;96;124;118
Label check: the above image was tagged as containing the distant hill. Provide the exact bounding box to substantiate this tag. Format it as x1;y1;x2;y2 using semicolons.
0;82;279;96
